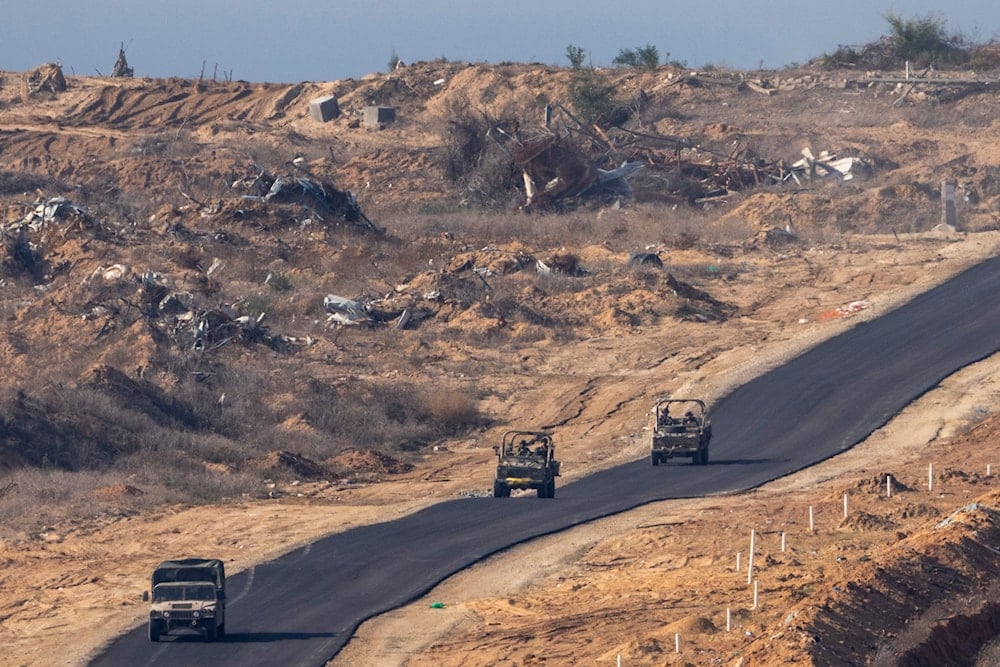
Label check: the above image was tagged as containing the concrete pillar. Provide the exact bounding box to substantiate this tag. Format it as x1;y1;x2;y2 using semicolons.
941;180;957;228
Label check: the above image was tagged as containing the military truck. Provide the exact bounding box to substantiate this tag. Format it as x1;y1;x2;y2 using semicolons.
651;398;712;465
493;430;560;498
145;558;226;642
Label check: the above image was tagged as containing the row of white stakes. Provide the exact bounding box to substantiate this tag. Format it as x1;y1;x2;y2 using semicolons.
617;463;993;662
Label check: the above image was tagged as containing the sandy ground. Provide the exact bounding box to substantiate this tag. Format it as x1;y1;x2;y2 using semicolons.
0;232;997;667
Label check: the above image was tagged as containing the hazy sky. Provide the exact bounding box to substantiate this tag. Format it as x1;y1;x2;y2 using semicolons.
3;2;997;83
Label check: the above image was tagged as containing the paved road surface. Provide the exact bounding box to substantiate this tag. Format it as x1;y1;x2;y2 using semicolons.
92;254;1000;666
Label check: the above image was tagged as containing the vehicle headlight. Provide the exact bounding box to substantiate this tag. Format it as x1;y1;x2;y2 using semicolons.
192;611;200;618
162;611;170;619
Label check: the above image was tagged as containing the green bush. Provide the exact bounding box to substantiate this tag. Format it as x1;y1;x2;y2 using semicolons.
613;44;661;70
884;12;966;67
822;13;973;70
566;69;618;126
565;45;587;69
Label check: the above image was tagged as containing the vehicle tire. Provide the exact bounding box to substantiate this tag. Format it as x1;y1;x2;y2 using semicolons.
651;453;660;466
148;620;162;642
701;447;710;465
205;620;218;642
548;480;556;499
217;622;225;637
493;481;509;498
537;485;546;498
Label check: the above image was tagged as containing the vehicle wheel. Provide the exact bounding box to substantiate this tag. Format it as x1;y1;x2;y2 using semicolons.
493;481;509;498
148;620;162;642
217;622;225;637
548;480;556;499
701;447;710;465
205;621;218;642
651;453;660;466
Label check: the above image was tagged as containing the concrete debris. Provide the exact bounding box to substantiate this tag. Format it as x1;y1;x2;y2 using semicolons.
323;292;434;331
791;147;863;183
129;271;291;352
12;198;90;232
364;106;396;128
205;257;225;278
502;117;863;211
110;45;134;78
21;63;66;99
512;131;644;211
308;95;340;122
89;264;130;283
186;305;286;352
235;167;380;233
324;294;367;325
502;101;871;209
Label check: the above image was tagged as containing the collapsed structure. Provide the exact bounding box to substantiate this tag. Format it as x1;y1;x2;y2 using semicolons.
500;104;865;211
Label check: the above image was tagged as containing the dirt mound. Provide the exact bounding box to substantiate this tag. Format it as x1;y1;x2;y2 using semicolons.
852;471;915;494
256;450;330;480
664;614;718;635
329;449;413;475
839;509;899;530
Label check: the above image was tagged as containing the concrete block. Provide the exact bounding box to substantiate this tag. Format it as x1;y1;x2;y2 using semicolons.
364;106;395;128
309;95;340;122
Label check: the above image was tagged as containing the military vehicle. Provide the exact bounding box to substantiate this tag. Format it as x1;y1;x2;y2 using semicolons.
145;557;226;642
651;398;712;465
493;430;560;498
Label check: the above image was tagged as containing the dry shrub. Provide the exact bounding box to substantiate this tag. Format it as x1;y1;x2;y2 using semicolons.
123;447;261;501
415;387;482;436
0;170;68;195
0;469;174;535
434;95;523;209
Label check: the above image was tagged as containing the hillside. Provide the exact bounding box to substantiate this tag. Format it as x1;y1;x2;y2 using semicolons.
1;57;999;665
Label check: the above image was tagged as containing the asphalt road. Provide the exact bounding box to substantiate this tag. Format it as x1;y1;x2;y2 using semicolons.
92;254;1000;667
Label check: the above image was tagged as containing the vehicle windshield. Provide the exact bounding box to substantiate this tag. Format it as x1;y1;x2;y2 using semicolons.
152;584;216;602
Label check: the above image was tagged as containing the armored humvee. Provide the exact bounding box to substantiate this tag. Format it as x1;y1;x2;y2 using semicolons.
493;430;560;498
145;558;226;642
651;398;712;465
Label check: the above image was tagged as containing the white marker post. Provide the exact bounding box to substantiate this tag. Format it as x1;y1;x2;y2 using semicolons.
843;493;849;519
675;633;680;653
887;475;892;498
781;531;786;552
736;552;741;572
929;463;934;491
809;506;814;533
726;606;732;632
747;529;755;585
752;580;758;609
